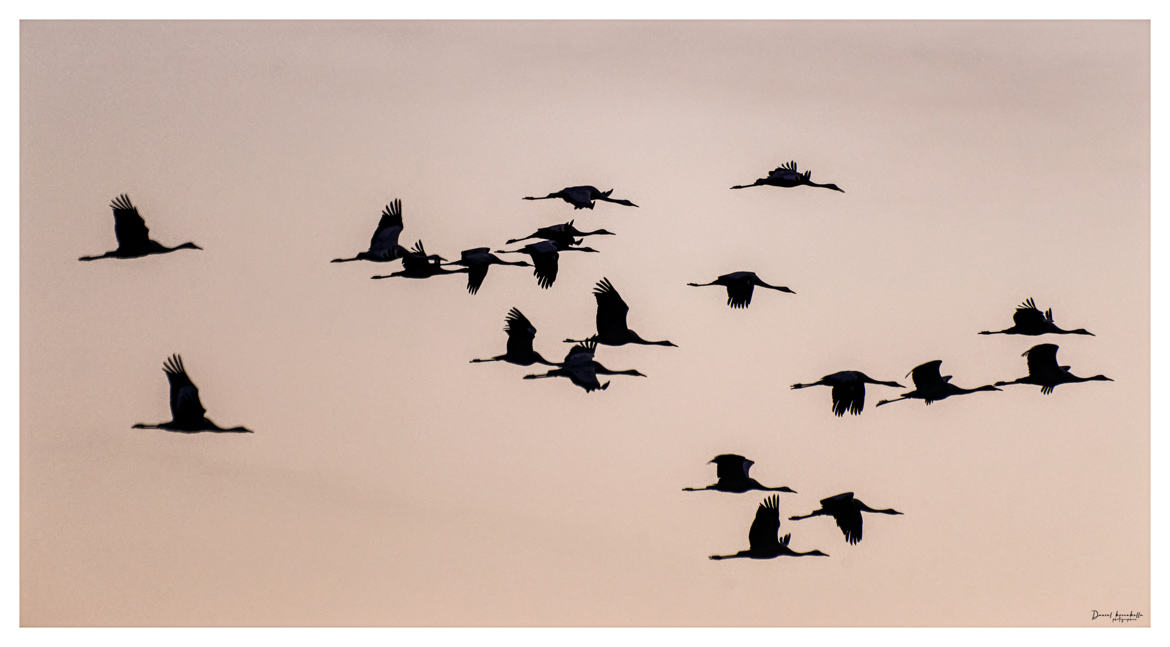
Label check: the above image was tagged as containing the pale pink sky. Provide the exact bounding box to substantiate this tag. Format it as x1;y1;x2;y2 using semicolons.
21;20;1148;626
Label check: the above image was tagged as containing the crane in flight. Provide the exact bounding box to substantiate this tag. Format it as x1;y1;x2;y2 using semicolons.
523;185;638;210
469;308;558;367
978;298;1094;336
687;271;795;308
564;278;677;347
441;247;530;294
730;161;843;193
788;492;901;545
132;355;252;433
79;194;202;261
522;341;645;393
330;199;408;263
709;495;828;560
790;371;903;416
994;343;1113;394
874;360;1000;407
682;454;796;493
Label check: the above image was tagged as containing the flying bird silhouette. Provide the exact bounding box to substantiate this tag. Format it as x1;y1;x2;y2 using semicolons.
791;371;903;416
683;454;796;493
505;220;616;247
370;241;464;280
730;161;843;192
494;240;599;289
469;308;558;367
330;199;408;263
788;492;902;545
978;298;1094;336
874;360;1001;407
79;194;202;261
441;247;530;294
709;495;828;560
522;186;638;210
687;271;795;308
132;355;252;433
565;278;677;347
994;343;1113;394
523;340;645;393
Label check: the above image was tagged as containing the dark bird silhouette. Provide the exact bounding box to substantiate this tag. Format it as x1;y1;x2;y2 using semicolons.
790;371;903;416
709;495;828;560
874;360;1001;407
730;161;843;193
978;298;1094;336
440;247;530;294
522;186;638;210
469;308;558;367
994;343;1113;395
79;194;202;261
132;355;252;433
683;454;796;494
370;240;464;280
505;220;616;247
687;271;795;309
330;199;408;263
523;340;645;393
494;240;599;289
564;277;677;347
788;492;902;545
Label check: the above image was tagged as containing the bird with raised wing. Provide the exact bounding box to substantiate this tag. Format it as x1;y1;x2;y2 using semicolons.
730;161;843;192
523;185;638;210
791;370;903;416
505;220;616;247
132;355;252;433
79;194;202;261
565;277;677;347
687;271;795;309
994;343;1113;395
330;199;408;263
683;454;796;494
469;308;558;367
788;492;901;545
494;240;599;289
709;495;828;560
874;360;1000;407
370;240;464;280
978;298;1094;336
441;247;530;294
523;340;645;393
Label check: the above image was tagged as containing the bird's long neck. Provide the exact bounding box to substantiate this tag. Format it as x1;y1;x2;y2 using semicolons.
132;422;163;429
730;179;764;190
858;502;901;515
687;281;720;288
806;180;844;192
874;395;910;407
978;328;1011;335
164;242;201;253
523;194;557;201
469;355;505;363
871;379;903;388
788;510;822;521
964;384;1001;393
630;331;675;347
78;250;118;261
709;551;752;560
682;484;715;492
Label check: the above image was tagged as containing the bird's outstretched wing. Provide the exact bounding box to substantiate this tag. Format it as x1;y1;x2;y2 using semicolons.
726;281;754;309
831;381;865;416
908;360;944;389
465;263;488;294
747;495;782;552
530;247;559;289
1023;343;1061;377
110;194;151;249
367;200;404;256
713;454;752;480
162;354;206;423
593;277;630;335
835;506;864;545
505;307;536;339
1012;298;1046;329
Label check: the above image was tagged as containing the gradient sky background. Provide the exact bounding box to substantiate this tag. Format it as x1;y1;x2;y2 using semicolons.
20;20;1148;626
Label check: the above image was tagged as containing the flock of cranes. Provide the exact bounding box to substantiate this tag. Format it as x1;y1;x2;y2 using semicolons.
79;158;1112;562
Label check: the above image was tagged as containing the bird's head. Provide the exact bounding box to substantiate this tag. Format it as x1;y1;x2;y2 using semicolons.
822;183;844;193
178;242;202;250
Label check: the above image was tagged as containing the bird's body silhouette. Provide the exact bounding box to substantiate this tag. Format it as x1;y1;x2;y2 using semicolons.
522;186;638;210
791;371;903;416
370;241;463;280
709;495;828;560
683;454;796;494
441;247;530;294
687;271;795;308
469;308;558;367
79;194;202;261
874;360;1001;407
994;343;1113;394
132;355;252;433
565;278;677;347
523;340;645;393
979;298;1093;336
730;161;843;192
506;220;615;247
495;240;599;289
330;200;408;263
789;492;902;545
